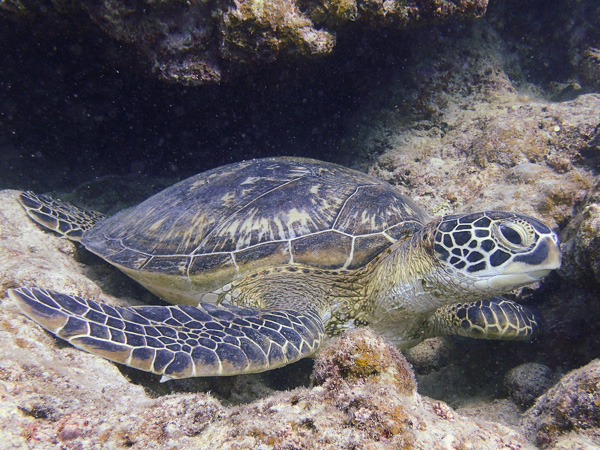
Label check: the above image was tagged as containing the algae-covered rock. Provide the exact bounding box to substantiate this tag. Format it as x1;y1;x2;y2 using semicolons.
303;0;487;27
313;328;416;394
341;22;598;230
487;0;600;95
197;328;531;448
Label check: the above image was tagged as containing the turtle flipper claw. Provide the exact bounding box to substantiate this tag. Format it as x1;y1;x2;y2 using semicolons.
9;287;325;378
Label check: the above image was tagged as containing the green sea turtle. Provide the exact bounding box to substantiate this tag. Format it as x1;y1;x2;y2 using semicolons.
9;157;561;380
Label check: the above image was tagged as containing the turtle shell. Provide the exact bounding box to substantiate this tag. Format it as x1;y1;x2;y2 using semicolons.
82;157;430;303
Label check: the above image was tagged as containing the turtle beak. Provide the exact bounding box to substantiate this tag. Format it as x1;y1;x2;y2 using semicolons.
503;235;562;275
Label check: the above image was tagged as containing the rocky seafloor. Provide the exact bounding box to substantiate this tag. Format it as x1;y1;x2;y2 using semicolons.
1;0;600;448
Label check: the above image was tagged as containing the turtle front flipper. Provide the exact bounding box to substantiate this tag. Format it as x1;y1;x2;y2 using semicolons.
18;191;106;241
426;297;540;340
8;287;325;379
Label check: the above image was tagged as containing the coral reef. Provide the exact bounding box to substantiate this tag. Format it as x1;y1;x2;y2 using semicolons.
0;0;488;85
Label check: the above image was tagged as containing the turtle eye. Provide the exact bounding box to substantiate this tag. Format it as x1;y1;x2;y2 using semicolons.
500;223;522;245
495;221;532;250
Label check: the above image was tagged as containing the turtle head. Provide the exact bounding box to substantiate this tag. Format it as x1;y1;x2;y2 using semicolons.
432;212;561;294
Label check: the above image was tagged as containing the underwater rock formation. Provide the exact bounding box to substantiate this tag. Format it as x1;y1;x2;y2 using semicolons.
560;181;600;286
313;328;416;393
504;363;556;409
0;0;487;85
346;24;600;227
523;359;600;447
0;191;101;301
488;0;600;95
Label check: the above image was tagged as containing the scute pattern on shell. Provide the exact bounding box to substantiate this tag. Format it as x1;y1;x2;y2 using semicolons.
82;158;429;278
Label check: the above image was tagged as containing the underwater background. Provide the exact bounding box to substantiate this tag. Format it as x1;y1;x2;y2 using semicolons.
1;0;600;447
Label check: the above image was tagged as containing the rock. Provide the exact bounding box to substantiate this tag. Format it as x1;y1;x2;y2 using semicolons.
487;0;600;95
504;363;555;409
523;359;600;447
402;337;452;375
313;328;416;394
0;190;101;301
579;47;600;91
0;0;488;85
347;22;599;228
559;181;600;286
197;329;532;448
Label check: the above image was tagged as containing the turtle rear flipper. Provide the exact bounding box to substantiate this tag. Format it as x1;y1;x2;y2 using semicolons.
8;287;325;379
426;297;540;340
18;191;106;241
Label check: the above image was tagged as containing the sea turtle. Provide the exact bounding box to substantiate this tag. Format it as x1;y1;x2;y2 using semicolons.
8;157;561;380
